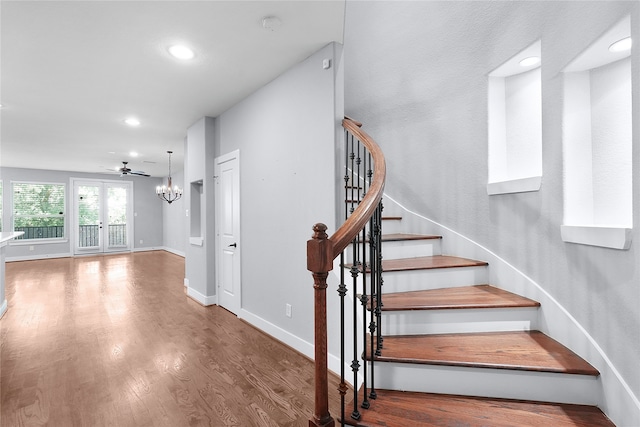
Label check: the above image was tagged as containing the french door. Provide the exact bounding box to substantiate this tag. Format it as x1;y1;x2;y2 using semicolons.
72;179;133;254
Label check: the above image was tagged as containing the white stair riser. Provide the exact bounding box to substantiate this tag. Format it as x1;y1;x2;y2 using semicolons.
379;266;488;294
370;362;599;405
346;238;442;260
379;307;539;335
380;219;403;234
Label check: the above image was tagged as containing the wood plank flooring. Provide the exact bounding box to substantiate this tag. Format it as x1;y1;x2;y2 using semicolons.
1;251;342;427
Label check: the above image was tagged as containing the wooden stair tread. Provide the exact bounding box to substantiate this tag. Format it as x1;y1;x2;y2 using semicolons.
381;233;441;242
356;233;441;244
381;216;401;220
380;284;540;311
343;389;614;427
382;255;488;272
366;331;599;375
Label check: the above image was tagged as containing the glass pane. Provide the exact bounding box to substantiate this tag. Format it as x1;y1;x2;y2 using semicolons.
13;182;66;239
107;187;127;247
78;185;100;247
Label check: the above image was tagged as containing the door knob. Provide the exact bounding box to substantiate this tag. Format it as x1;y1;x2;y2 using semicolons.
228;243;237;247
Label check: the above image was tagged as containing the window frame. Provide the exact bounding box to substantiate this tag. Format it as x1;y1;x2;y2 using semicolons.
11;181;67;242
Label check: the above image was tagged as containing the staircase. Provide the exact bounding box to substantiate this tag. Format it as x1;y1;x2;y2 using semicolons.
341;216;615;426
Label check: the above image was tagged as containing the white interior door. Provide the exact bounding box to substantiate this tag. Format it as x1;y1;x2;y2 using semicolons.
73;180;133;254
215;150;241;314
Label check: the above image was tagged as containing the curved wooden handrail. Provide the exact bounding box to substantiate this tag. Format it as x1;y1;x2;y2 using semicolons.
330;118;386;257
307;117;386;427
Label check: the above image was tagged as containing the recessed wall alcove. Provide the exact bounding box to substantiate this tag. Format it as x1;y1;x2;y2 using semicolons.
487;40;542;195
562;16;632;250
189;180;203;246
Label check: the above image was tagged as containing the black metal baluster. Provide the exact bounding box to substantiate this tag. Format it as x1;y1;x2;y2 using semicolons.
376;202;384;355
360;226;370;410
338;252;347;427
350;254;361;420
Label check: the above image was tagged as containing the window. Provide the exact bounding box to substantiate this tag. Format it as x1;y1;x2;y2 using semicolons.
13;182;66;240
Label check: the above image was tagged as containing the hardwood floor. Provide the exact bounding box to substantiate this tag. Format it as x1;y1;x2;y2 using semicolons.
1;251;343;426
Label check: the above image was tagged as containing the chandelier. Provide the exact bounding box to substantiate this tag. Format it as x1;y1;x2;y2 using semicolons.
156;150;183;204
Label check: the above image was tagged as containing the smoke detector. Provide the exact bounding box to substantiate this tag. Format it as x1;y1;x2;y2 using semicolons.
262;16;282;32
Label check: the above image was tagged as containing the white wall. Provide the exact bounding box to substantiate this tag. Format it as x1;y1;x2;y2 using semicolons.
184;117;216;304
0;167;164;259
214;42;342;350
344;0;639;423
161;169;186;256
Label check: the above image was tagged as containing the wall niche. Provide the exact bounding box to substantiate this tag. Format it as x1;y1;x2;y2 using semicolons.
487;40;542;195
562;16;632;250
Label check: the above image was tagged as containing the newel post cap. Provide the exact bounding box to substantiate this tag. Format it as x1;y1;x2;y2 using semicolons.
307;223;334;273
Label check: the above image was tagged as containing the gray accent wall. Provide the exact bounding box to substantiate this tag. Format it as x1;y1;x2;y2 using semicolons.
161;169;186;256
0;167;163;259
214;42;343;345
345;0;639;415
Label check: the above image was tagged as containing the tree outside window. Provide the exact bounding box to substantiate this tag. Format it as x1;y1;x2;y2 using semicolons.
13;182;65;240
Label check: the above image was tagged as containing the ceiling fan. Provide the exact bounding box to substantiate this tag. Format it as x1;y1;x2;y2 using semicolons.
116;161;150;177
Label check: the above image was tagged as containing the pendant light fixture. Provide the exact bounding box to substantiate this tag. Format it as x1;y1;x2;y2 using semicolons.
156;151;183;204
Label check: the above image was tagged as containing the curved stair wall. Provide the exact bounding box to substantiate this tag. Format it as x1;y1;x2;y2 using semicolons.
377;192;640;427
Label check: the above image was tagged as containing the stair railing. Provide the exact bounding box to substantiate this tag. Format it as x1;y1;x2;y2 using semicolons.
307;117;386;427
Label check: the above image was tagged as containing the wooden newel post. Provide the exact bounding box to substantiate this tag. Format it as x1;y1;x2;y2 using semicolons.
307;223;335;427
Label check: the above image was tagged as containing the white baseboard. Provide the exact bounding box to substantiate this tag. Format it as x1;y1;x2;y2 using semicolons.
161;246;186;257
6;252;72;262
239;309;314;359
132;246;164;253
239;308;345;380
186;287;216;306
0;299;7;319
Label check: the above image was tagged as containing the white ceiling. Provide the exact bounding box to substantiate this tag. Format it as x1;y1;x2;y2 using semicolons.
0;1;345;177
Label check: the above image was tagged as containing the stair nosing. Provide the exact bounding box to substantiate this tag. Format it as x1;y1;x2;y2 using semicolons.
342;388;615;427
366;331;599;376
377;284;541;311
381;255;488;272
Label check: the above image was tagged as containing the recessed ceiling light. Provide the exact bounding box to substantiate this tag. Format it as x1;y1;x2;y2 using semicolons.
519;56;541;67
609;37;632;53
168;45;195;60
130;151;139;157
124;118;140;126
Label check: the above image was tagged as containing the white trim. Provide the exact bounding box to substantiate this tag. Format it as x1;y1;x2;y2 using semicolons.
189;237;203;246
239;308;352;388
9;238;69;246
132;247;164;253
162;246;185;258
186;286;216;306
561;225;632;250
6;252;72;262
0;299;7;319
487;176;542;195
382;192;640;427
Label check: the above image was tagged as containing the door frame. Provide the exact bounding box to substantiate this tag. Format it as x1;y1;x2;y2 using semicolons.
70;178;134;255
214;150;241;314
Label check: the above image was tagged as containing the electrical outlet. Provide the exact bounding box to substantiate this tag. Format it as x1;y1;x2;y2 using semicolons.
286;303;292;318
139;240;143;244
29;246;34;251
